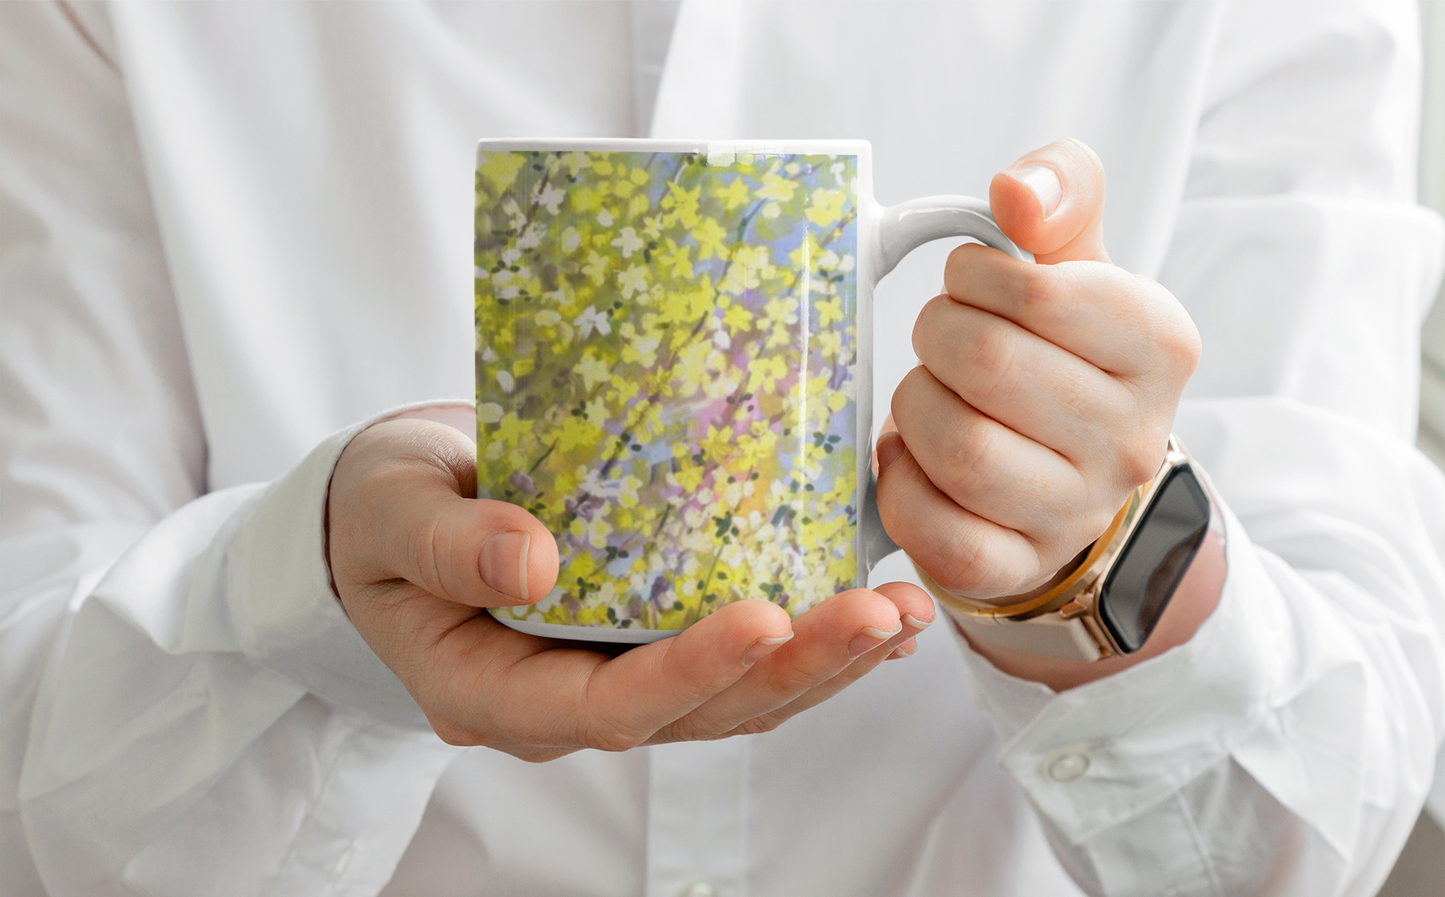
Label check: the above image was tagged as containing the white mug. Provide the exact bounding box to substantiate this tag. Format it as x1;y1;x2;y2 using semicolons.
474;139;1028;642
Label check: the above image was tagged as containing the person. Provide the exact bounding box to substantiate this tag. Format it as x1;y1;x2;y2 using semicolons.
2;1;1443;895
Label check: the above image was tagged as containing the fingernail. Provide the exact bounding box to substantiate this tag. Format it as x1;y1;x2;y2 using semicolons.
479;531;531;602
876;431;906;475
743;632;794;667
848;624;902;658
886;638;919;660
1010;165;1062;220
901;613;933;632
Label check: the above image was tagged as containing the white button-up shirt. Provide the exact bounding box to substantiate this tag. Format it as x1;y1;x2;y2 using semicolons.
2;2;1444;896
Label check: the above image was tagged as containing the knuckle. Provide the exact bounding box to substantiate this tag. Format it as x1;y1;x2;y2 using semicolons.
406;517;447;597
588;723;647;754
1138;283;1201;377
1015;264;1058;318
894;365;934;410
911;294;956;360
656;711;714;745
1117;430;1167;488
576;700;653;752
965;323;1018;405
1081;504;1122;546
764;662;827;699
944;241;985;280
929;525;992;595
730;715;785;737
935;418;1002;502
1160;319;1202;379
427;715;480;747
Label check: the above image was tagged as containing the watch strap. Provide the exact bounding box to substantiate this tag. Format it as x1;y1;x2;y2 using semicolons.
928;581;1109;662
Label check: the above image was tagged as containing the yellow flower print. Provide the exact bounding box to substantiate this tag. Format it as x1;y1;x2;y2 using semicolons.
815;297;844;327
696;217;729;261
720;245;773;295
584;397;609;427
807;186;848;228
555;416;601;453
478;150;861;630
663;182;702;229
477;152;525;194
815;329;842;360
722;302;752;333
717;176;751;211
759;172;798;203
574;353;610;389
617;264;650;299
493;411;533;446
582;250;610;284
571;185;603;213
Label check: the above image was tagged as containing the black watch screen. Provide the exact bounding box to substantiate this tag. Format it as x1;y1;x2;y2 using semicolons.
1098;465;1211;653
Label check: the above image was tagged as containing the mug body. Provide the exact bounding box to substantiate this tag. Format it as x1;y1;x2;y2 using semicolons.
475;139;875;642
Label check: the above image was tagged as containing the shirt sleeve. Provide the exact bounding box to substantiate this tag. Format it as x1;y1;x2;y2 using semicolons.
0;5;460;895
951;2;1445;895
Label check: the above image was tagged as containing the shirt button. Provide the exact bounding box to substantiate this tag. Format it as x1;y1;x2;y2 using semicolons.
1045;751;1090;783
678;884;718;897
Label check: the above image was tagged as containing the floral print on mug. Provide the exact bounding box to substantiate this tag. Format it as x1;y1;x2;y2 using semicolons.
477;149;858;631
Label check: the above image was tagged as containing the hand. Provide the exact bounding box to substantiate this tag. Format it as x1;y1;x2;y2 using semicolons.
878;138;1201;600
327;416;934;761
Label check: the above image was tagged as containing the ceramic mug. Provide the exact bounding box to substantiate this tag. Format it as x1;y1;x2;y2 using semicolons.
474;139;1028;643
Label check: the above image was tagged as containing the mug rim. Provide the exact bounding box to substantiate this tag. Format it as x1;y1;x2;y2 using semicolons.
476;137;872;159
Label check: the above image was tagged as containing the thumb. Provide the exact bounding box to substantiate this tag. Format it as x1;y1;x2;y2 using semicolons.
989;138;1109;265
329;418;560;608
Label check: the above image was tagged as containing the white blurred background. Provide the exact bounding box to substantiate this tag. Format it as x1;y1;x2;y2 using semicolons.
1379;3;1445;895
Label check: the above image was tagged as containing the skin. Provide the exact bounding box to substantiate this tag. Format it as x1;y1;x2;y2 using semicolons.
327;139;1218;759
877;138;1221;690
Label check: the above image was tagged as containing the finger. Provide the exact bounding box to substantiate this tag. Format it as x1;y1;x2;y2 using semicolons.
566;598;796;749
989;137;1108;265
431;597;794;752
649;588;907;743
872;412;899;475
875;433;1049;598
940;245;1196;381
331;418;560;607
890;366;1098;543
708;582;936;736
909;293;1133;457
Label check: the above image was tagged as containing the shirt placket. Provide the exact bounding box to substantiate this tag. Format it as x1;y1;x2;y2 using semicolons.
628;0;680;137
645;739;751;897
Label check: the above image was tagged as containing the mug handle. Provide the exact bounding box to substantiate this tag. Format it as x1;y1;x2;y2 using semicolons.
859;196;1033;572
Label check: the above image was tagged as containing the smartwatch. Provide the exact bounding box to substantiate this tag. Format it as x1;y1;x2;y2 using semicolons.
918;435;1225;662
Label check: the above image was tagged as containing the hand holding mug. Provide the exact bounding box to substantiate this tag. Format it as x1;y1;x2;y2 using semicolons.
326;414;932;760
879;139;1203;601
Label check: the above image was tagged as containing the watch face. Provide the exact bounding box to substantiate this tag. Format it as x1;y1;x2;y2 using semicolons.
1099;465;1210;652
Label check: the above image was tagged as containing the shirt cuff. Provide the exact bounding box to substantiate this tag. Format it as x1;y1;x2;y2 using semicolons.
953;498;1275;846
225;400;474;732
